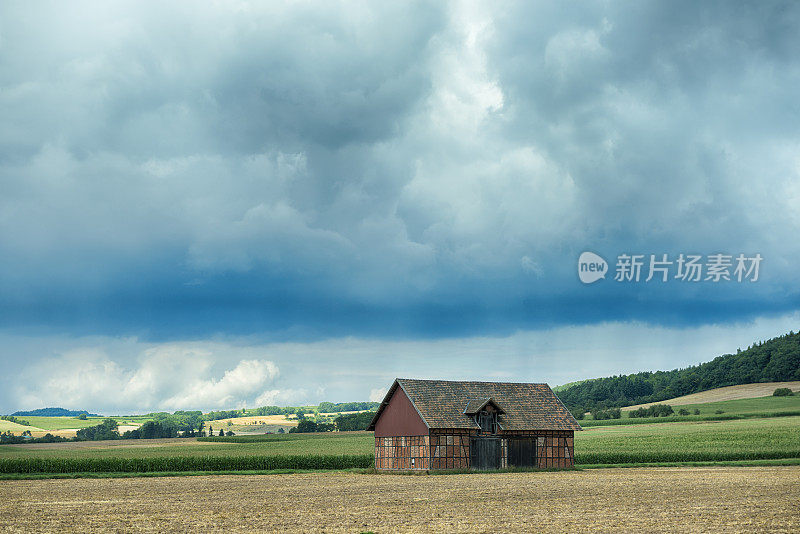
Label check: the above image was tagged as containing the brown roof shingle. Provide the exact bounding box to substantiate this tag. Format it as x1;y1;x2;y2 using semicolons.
369;378;581;431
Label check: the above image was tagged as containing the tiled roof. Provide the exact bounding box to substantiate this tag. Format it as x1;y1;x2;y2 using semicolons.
369;378;581;431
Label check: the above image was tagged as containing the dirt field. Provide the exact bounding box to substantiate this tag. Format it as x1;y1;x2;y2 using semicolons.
621;381;800;411
1;466;798;533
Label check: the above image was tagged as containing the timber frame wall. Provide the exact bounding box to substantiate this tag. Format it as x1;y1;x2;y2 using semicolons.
374;429;574;470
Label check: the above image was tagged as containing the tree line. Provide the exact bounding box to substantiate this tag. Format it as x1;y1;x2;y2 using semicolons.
557;331;800;412
288;411;375;433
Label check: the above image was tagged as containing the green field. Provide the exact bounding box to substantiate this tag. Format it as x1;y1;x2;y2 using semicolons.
0;420;34;432
13;415;150;431
672;394;800;415
581;394;800;426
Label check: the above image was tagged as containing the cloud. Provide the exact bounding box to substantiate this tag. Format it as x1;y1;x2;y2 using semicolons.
0;1;799;341
161;359;279;410
14;343;279;413
369;388;388;403
254;389;308;407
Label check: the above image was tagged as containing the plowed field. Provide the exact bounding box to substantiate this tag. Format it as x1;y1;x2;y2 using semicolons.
1;466;799;532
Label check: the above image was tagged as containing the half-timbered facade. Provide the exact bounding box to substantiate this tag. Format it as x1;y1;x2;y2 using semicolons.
367;378;581;471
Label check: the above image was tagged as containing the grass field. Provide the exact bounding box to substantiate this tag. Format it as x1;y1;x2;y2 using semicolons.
621;381;800;410
15;415;148;431
1;467;798;532
0;420;38;433
670;394;800;415
581;393;800;425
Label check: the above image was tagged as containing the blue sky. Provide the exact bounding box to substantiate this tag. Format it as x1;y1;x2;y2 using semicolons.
1;1;799;414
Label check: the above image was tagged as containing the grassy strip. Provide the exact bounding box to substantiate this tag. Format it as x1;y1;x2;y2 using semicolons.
579;410;800;427
576;458;800;469
574;449;800;464
0;454;374;474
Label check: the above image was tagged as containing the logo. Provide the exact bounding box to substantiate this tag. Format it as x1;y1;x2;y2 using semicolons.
578;252;608;284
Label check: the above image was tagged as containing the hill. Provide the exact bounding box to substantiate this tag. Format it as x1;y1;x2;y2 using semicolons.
557;330;800;411
621;381;800;411
11;408;99;417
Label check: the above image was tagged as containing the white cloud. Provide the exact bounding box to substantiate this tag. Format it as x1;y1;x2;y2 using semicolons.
254;388;308;407
369;388;388;403
162;359;279;410
15;343;279;413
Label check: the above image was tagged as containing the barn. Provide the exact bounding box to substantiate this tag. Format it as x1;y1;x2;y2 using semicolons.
367;378;581;471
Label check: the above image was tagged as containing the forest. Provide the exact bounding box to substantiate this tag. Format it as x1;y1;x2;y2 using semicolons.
557;331;800;411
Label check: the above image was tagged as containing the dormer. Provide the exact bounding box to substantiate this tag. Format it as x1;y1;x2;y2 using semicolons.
463;397;506;434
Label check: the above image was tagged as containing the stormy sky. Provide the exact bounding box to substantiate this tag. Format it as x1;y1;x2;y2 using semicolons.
1;1;799;414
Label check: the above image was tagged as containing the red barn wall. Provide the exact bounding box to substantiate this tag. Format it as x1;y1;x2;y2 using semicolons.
373;386;428;438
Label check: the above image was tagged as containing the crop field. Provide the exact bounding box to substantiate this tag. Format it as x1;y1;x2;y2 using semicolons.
1;466;798;532
0;432;374;462
1;417;798;474
575;416;800;463
207;414;299;427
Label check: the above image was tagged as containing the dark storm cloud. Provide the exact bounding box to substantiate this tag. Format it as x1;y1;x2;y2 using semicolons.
1;0;799;342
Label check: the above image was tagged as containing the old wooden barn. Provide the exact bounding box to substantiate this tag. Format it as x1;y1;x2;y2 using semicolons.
367;378;581;471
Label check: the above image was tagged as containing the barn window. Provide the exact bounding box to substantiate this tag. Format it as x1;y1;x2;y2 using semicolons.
476;410;497;434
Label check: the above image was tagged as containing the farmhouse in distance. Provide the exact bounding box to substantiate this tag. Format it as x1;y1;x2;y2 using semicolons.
368;378;582;471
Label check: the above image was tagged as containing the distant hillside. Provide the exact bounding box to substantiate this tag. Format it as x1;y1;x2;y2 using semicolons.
557;330;800;411
621;381;800;411
11;407;99;417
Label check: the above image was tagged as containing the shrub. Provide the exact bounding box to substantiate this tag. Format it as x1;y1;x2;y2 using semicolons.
715;409;725;414
75;419;119;441
629;404;674;418
591;408;621;420
773;388;794;397
693;409;700;415
678;408;689;416
335;411;375;431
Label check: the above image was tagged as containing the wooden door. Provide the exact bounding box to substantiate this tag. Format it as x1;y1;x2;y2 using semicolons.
470;437;500;469
508;438;536;467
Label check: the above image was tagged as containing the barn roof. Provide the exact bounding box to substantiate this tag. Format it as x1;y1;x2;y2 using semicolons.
367;378;581;431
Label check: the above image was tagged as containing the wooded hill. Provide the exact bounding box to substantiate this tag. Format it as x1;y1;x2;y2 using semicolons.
556;331;800;411
11;407;99;417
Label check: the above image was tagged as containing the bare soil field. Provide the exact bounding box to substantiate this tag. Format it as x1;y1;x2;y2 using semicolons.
1;466;798;533
621;381;800;411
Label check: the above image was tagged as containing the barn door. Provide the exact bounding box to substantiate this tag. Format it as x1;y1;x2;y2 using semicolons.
508;438;536;467
470;437;500;469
